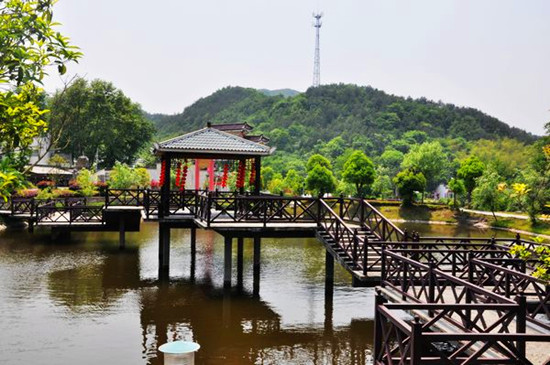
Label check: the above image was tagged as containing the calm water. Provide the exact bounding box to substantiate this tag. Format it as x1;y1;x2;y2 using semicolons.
0;221;513;365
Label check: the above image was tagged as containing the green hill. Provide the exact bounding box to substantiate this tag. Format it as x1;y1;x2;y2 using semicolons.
149;84;536;157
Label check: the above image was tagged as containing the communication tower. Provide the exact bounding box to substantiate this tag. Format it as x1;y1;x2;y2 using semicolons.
312;12;323;87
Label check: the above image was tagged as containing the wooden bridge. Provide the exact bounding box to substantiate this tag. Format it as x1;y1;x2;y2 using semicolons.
2;188;550;363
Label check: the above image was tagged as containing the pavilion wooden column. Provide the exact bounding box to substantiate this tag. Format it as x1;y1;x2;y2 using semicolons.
158;222;170;278
254;156;261;195
195;159;200;190
253;236;261;297
190;227;196;281
208;160;215;191
236;237;244;289
159;155;171;218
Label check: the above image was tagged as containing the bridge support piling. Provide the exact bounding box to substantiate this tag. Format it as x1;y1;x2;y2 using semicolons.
325;250;334;286
158;223;170;277
119;216;125;249
190;227;196;281
237;237;244;290
253;236;261;297
324;253;334;334
224;236;233;289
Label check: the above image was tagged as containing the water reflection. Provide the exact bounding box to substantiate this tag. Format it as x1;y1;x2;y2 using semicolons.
0;223;374;364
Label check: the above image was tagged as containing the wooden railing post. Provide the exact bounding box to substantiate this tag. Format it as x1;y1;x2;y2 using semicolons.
428;260;436;317
466;251;474;328
380;244;386;287
363;235;368;276
338;193;344;219
359;198;365;228
402;260;408;300
373;288;385;361
516;294;527;359
353;228;359;268
411;316;423;364
316;196;322;223
105;189;109;207
144;189;150;219
207;191;212;227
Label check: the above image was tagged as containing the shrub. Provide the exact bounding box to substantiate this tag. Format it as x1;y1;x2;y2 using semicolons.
52;189;77;198
36;180;55;189
15;188;39;198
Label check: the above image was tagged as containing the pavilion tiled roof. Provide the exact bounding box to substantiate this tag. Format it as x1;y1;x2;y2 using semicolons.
210;122;253;133
154;127;273;156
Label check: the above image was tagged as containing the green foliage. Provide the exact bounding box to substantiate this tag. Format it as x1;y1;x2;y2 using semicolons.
371;174;394;199
49;154;69;167
151;85;536;160
401;141;450;192
49;78;155;168
306;154;332;172
342;151;376;197
75;168;97;197
108;162;149;189
0;157;27;201
471;168;507;220
305;154;337;197
260;166;275;190
393;169;426;206
305;164;336;197
447;177;466;209
469;138;530;179
457;156;485;202
282;169;304;196
510;244;550;283
0;0;81;167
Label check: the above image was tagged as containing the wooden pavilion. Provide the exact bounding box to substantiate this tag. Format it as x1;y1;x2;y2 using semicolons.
152;122;275;217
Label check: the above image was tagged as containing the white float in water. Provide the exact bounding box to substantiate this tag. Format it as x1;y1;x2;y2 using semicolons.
158;341;200;365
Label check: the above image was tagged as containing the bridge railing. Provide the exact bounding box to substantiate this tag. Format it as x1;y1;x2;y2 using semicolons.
375;250;550;363
323;197;405;242
374;289;548;364
468;257;550;331
35;204;104;224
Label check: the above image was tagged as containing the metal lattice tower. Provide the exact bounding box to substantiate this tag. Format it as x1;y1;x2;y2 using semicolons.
312;12;323;87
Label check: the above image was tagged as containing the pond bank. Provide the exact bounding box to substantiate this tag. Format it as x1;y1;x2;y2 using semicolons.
378;204;550;241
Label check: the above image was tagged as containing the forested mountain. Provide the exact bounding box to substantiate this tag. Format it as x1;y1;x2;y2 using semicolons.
258;88;300;97
150;84;536;157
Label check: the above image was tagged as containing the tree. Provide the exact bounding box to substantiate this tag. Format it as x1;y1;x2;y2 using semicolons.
448;178;466;209
401;141;450;199
282;169;304;195
457;156;485;203
0;0;80;199
50;78;155;167
306;154;332;172
371;174;394;199
342;151;376;197
471;168;506;221
393;169;426;206
522;142;550;223
305;164;336;197
108;162;150;189
378;148;404;178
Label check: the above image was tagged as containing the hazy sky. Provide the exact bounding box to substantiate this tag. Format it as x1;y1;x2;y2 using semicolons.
42;0;550;135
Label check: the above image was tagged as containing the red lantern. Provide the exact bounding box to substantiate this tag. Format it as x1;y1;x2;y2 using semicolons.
181;162;188;191
175;161;182;187
249;159;256;187
221;163;229;188
236;160;246;189
159;160;167;187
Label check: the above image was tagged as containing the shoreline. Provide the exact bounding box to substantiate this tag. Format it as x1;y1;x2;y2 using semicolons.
394;217;550;240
